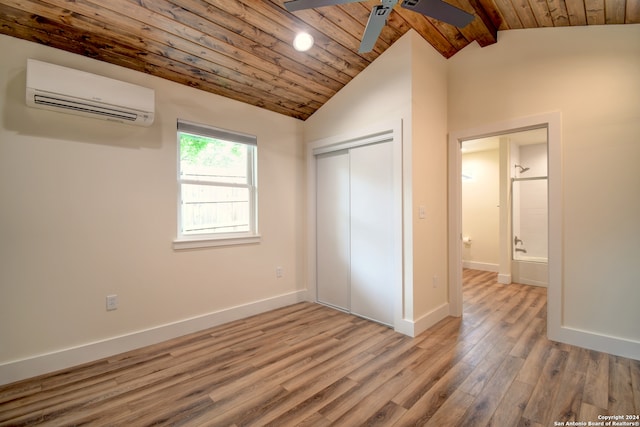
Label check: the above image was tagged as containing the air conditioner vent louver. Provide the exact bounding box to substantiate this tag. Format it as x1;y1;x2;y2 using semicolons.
26;59;155;127
34;95;139;121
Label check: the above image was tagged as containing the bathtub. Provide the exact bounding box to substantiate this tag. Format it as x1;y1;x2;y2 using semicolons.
511;256;548;287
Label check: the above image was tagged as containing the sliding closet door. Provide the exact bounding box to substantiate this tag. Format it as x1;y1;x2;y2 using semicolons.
349;141;394;325
315;150;350;311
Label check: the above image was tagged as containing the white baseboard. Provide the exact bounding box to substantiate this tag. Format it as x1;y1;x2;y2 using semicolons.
514;278;547;287
394;303;450;337
497;273;512;284
0;290;307;386
549;325;640;361
462;261;499;272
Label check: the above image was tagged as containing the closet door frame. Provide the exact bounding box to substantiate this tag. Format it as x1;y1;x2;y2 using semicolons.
307;120;403;331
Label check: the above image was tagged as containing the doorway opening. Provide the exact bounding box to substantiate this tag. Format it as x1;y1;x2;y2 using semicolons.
461;128;548;287
448;112;562;341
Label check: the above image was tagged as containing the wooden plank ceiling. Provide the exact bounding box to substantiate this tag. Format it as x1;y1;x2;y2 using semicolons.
1;0;638;120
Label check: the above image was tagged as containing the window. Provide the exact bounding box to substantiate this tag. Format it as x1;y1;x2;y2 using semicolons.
174;120;258;249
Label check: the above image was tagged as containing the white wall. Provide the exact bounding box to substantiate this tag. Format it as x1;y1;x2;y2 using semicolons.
449;25;640;355
408;34;450;325
0;35;307;383
305;32;413;327
462;149;500;268
303;36;412;143
305;30;450;333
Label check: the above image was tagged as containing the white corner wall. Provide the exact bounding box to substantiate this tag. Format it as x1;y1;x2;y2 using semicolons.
305;30;450;336
305;31;414;333
448;25;640;359
408;32;450;331
0;35;307;385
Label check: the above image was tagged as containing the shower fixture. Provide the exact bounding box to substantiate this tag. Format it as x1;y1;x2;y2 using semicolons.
514;164;530;173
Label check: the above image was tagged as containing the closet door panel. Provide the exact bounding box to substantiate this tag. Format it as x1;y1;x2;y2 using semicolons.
349;142;394;326
315;151;350;310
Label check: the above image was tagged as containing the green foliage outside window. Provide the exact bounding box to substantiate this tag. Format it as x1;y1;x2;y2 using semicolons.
180;133;243;168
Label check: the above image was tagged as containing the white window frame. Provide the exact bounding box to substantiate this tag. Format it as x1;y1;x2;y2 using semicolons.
173;119;260;250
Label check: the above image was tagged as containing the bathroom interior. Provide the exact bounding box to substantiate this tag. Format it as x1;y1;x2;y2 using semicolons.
461;127;548;287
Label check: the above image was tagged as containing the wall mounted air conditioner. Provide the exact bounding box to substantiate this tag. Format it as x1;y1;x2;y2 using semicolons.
26;59;155;126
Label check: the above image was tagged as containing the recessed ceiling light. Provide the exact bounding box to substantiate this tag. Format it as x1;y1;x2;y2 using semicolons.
293;32;314;52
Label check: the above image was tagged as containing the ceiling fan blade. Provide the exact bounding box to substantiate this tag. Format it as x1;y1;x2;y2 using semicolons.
358;3;394;53
401;0;474;27
284;0;364;12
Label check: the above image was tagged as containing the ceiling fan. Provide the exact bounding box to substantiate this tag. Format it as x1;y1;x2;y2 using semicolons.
284;0;475;53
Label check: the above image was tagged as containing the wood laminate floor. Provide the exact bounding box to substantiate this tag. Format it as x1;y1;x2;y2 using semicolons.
1;269;639;426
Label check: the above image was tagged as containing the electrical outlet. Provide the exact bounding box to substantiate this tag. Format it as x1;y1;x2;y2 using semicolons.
276;267;283;278
106;294;118;311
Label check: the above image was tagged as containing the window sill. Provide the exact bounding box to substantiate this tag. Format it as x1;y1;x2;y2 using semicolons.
173;234;261;250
